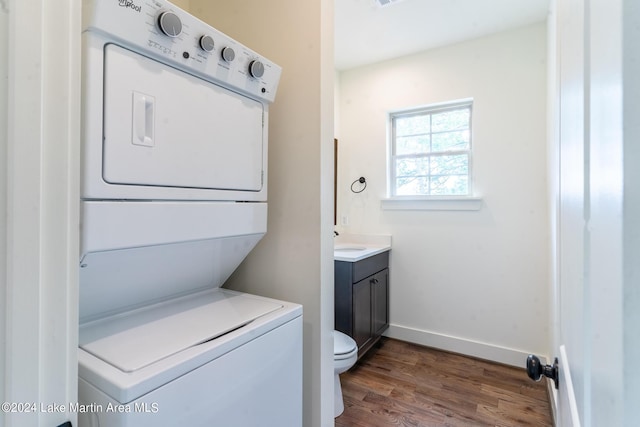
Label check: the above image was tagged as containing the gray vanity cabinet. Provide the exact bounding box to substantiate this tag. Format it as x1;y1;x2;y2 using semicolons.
335;251;389;358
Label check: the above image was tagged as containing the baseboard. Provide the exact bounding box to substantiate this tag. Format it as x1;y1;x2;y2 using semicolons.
384;324;536;368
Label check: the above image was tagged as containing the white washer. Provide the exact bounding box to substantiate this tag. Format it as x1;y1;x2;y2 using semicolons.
78;288;302;427
78;1;301;426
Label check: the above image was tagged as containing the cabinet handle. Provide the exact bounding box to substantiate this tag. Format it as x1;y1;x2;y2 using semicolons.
370;278;379;285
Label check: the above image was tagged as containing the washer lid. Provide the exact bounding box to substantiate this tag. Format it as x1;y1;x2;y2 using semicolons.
79;290;282;373
334;330;357;356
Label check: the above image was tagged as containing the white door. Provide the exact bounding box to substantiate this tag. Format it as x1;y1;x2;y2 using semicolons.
553;0;639;425
555;0;587;424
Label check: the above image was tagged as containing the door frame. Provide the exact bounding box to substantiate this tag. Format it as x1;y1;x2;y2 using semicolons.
1;1;81;426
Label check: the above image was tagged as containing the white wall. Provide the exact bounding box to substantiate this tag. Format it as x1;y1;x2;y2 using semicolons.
169;0;189;11
337;23;549;366
187;1;335;426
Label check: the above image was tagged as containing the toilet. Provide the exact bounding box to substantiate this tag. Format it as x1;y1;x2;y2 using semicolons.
334;330;358;417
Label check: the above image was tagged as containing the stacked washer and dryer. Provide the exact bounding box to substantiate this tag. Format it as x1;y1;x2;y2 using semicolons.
78;1;302;426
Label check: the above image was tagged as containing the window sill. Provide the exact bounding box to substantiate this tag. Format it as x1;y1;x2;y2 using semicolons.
380;196;483;211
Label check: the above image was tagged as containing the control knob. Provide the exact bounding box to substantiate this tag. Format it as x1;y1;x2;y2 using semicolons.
199;35;215;52
248;60;265;79
221;47;235;63
157;11;182;38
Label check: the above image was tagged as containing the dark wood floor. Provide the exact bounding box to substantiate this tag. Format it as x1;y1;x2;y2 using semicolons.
335;338;553;427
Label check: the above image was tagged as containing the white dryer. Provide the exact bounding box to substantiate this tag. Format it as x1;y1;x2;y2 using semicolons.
78;1;302;426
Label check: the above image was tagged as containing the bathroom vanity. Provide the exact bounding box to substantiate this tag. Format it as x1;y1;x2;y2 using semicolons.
334;240;390;359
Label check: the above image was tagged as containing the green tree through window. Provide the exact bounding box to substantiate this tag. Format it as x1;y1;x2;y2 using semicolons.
390;100;472;196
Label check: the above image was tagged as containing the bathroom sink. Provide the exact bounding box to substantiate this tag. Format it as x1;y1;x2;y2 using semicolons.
333;241;391;262
334;246;366;252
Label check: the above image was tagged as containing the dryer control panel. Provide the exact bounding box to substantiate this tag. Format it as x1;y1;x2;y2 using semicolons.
82;0;281;103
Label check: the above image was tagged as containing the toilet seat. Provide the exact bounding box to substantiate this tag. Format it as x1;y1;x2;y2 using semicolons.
334;331;357;360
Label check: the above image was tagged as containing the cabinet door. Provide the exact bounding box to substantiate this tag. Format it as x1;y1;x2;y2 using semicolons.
372;268;389;337
352;277;372;349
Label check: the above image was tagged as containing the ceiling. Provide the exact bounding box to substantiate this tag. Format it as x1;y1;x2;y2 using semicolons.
334;0;550;70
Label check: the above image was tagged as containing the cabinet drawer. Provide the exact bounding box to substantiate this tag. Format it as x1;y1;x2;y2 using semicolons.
352;251;389;283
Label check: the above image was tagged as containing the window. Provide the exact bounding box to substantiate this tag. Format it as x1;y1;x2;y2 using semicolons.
389;100;472;197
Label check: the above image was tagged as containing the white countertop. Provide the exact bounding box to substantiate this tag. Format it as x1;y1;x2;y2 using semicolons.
334;234;391;262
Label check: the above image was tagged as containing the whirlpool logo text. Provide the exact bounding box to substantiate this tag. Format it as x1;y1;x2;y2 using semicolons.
118;0;142;12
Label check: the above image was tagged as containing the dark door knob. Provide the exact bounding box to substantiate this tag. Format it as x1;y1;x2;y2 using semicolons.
526;354;559;389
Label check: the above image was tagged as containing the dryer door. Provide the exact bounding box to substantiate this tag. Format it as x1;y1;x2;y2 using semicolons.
102;44;264;193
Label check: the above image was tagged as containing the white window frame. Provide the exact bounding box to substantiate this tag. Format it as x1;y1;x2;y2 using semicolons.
383;99;482;211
